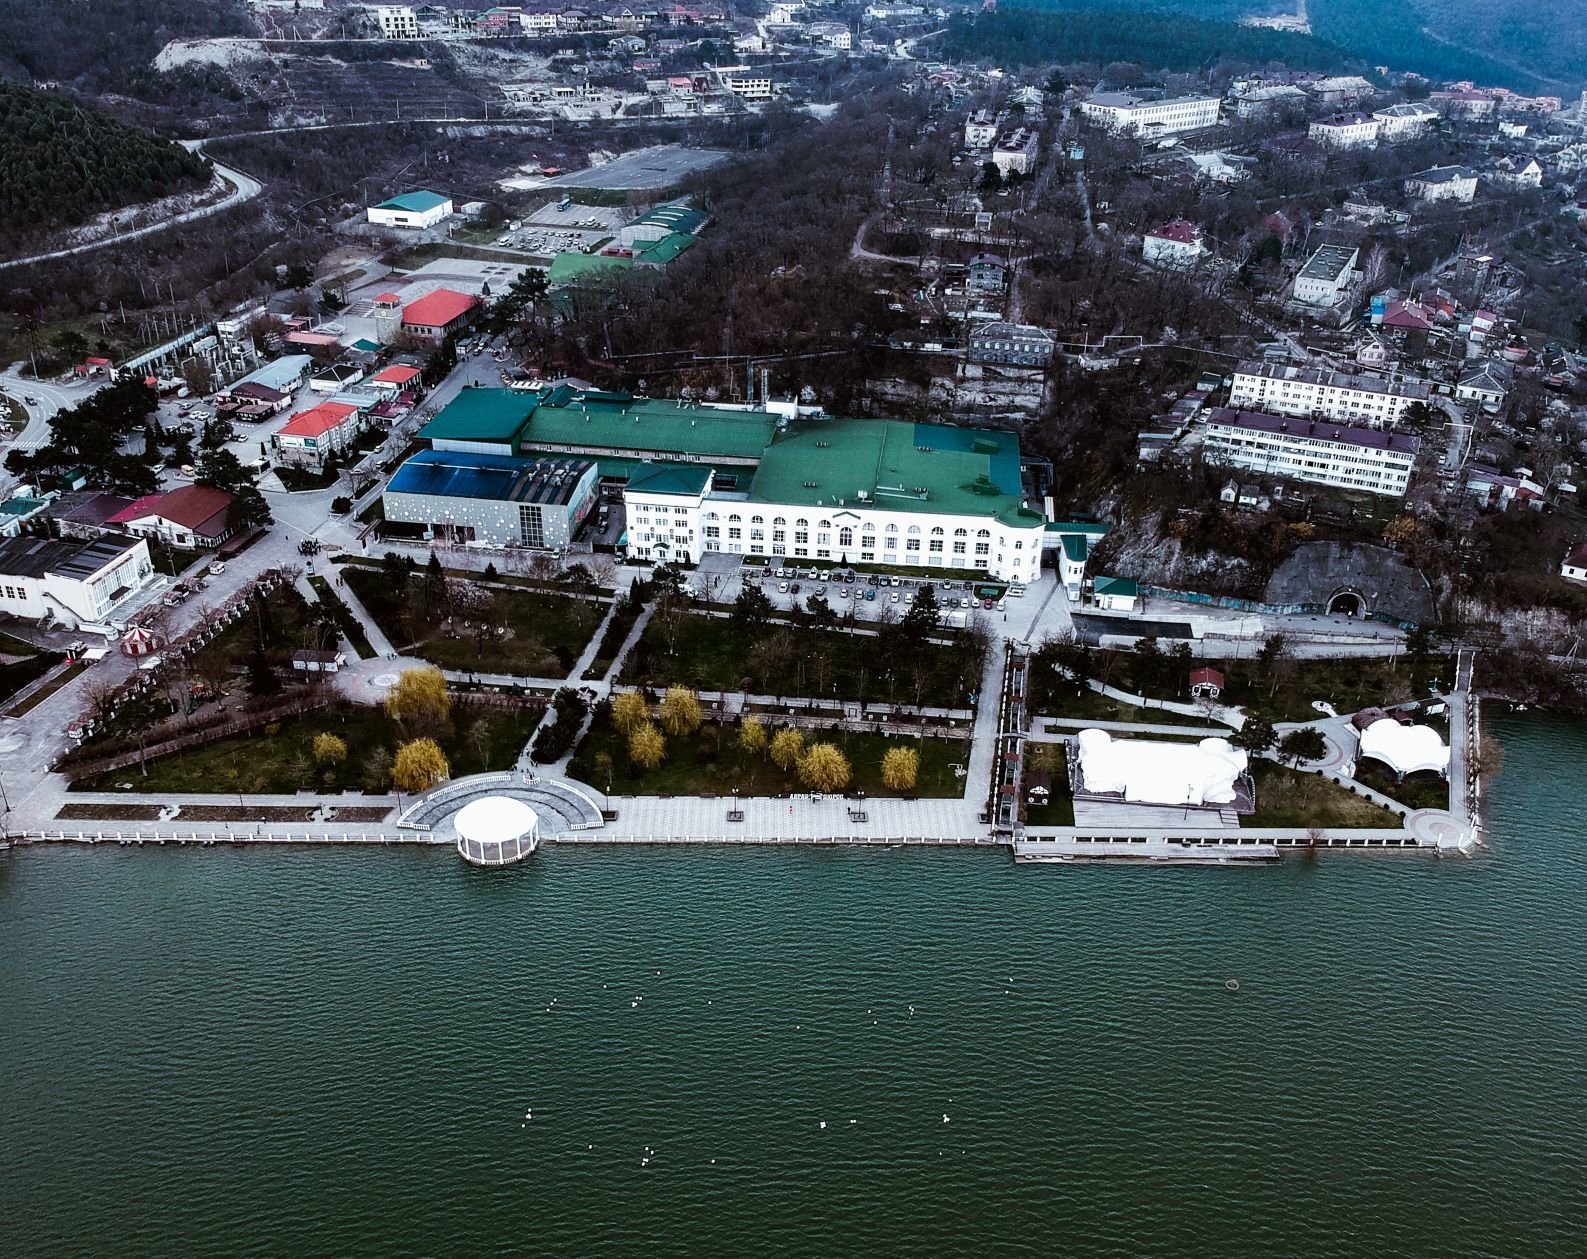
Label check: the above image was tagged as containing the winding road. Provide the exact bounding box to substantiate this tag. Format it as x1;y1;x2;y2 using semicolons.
0;146;263;273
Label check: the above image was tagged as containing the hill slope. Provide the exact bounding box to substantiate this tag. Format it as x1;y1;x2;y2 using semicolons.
0;83;211;231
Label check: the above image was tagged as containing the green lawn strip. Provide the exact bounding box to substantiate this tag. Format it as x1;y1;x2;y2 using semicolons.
343;565;601;676
570;716;969;798
1350;760;1450;812
275;465;339;492
307;576;374;659
1028;680;1227;728
1241;761;1402;830
621;612;977;707
72;700;538;795
6;659;88;716
150;544;206;577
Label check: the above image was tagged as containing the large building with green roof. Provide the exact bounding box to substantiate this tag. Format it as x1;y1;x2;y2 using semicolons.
402;386;1050;582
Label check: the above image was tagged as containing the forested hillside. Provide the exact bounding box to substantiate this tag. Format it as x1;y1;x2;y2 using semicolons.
0;83;211;231
939;5;1358;74
0;0;248;91
995;0;1566;92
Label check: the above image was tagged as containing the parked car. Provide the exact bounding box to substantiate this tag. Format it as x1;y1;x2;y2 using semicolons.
778;581;788;593
209;561;227;575
865;588;875;600
982;599;994;609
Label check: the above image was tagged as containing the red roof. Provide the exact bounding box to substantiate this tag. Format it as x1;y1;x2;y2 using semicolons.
1382;301;1432;331
374;292;402;305
1189;667;1225;687
402;288;479;328
110;484;233;535
279;402;358;439
372;364;421;385
1148;219;1200;245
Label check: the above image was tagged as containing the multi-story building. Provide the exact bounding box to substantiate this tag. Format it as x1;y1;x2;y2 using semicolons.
968;322;1057;368
375;5;420;38
401;387;1048;581
1203;408;1420;498
1291;243;1359;307
0;533;156;631
1231;83;1307;120
1142;220;1204;267
1405;165;1478;203
1308;111;1379;148
721;74;773;101
1079;90;1221;137
964;108;999;150
1373;101;1439;141
401;288;481;346
1228;361;1430;426
383;450;598;547
991;127;1038;176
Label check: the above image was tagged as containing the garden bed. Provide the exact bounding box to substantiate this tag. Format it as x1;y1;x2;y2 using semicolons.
1242;761;1402;830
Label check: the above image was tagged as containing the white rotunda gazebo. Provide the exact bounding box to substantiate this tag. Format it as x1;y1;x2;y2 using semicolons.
454;796;540;867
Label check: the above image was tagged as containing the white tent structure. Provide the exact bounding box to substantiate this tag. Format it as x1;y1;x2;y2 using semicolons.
1074;729;1248;806
1357;718;1449;777
454;796;540;867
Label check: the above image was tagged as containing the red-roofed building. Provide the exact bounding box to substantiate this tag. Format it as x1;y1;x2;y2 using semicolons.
1189;667;1225;699
371;363;422;390
109;484;236;549
1143;220;1205;268
374;292;403;309
73;356;112;378
401;289;481;345
273;401;362;467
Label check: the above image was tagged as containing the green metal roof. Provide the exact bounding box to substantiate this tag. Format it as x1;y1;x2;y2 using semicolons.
633;231;697;266
1060;535;1089;563
624;463;713;496
0;496;46;517
1045;518;1110;537
747;417;1036;523
418;389;535;445
525;449;755;491
1093;576;1138;598
376;190;450;214
521;391;778;461
548;252;632;286
633;203;709;235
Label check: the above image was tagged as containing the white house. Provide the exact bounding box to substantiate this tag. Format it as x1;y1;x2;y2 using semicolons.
1142;220;1205;267
367;189;454;229
1309;111;1379;148
991;127;1038;176
1292;243;1359;307
1080;90;1221;137
1203;408;1420;498
375;5;419;38
721;74;774;101
1562;543;1587;583
272;401;364;468
1228;360;1431;427
964;108;1000;149
1406;166;1478;203
1373;101;1439;141
1092;576;1138;612
1456;363;1510;411
1491;156;1544;189
0;534;155;632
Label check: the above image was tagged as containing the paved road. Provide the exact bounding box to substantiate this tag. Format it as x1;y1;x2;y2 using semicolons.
0;150;263;273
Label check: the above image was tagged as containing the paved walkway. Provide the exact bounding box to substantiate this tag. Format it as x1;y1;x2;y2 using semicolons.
332;573;398;657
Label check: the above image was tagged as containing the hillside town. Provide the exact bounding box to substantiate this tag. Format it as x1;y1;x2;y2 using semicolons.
7;0;1587;865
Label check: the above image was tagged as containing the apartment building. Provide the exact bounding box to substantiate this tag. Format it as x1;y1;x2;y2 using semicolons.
1080;90;1222;137
1228;361;1430;426
1203;408;1420;498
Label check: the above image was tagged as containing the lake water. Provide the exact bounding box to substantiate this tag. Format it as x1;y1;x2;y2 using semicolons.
2;712;1584;1257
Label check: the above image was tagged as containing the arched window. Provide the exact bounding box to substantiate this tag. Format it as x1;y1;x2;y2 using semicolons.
751;515;764;524
953;528;968;537
908;525;922;535
862;522;876;533
818;519;831;529
886;523;899;534
839;527;853;547
705;511;719;521
976;529;991;538
728;514;741;523
930;526;944;537
795;518;809;528
773;516;786;526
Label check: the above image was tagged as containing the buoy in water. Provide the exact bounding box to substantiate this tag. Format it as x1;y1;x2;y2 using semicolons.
1225;978;1240;992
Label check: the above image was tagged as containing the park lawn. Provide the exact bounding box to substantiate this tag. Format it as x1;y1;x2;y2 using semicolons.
570;717;969;798
188;583;323;677
1351;760;1450;812
620;612;977;708
308;576;374;658
73;701;538;795
1242;761;1401;830
0;637;63;709
343;565;603;677
6;660;87;716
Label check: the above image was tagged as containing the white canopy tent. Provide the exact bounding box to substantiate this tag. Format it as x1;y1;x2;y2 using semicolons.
1075;729;1248;807
1357;718;1449;777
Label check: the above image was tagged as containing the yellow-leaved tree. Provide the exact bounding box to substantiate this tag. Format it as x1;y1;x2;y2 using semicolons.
612;690;649;736
881;745;919;792
391;738;450;792
798;743;851;793
384;666;451;730
659;685;703;737
628;721;666;770
737;715;768;758
769;727;805;772
312;733;348;767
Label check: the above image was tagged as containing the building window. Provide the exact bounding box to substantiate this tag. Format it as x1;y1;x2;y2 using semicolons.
519;503;545;548
751;528;764;541
795;531;808;545
953;542;966;555
704;526;720;539
906;538;921;552
975;542;990;556
839;527;853;548
773;530;786;543
728;527;742;540
929;539;943;553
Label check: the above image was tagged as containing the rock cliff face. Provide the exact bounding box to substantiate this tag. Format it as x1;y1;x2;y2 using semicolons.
1099;528;1257;599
